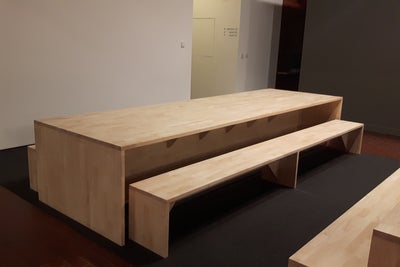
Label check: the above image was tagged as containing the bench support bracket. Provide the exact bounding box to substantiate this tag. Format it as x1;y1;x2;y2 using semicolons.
326;127;363;154
262;153;299;188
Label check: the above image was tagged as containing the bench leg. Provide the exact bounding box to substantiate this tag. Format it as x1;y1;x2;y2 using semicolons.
129;188;172;258
327;127;364;154
262;152;299;188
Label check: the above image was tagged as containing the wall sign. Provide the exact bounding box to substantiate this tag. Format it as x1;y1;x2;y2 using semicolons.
224;27;238;37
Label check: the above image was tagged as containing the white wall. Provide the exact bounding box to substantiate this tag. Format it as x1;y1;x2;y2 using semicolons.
237;0;282;91
300;0;400;136
0;1;193;149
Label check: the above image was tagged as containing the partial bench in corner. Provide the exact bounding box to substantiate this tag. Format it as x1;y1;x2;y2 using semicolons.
129;119;363;257
288;168;400;267
368;199;400;267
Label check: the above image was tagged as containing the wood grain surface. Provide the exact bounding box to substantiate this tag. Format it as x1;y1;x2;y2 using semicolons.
289;168;400;267
35;89;342;150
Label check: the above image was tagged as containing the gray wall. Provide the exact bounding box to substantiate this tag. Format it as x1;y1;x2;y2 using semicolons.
0;1;193;149
299;0;400;136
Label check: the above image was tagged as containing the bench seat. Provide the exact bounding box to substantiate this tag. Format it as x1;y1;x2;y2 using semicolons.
129;119;363;257
368;200;400;267
289;168;400;267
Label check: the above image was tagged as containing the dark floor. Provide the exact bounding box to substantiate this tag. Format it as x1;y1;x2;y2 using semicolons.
0;131;399;267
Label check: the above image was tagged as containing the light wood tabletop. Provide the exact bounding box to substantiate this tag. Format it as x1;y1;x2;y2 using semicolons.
35;89;342;150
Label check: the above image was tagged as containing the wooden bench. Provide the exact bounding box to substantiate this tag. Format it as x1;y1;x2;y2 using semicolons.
288;168;400;267
368;201;400;267
129;119;363;257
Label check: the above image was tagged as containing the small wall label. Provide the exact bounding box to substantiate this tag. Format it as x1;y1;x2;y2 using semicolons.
224;27;238;37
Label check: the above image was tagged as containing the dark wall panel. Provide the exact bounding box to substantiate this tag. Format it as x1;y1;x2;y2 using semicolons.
300;0;400;136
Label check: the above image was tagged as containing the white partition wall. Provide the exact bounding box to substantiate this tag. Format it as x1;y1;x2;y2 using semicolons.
191;0;282;98
0;1;193;149
237;0;282;92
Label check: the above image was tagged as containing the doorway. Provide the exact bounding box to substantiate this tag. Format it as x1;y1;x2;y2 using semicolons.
191;0;241;99
275;0;307;91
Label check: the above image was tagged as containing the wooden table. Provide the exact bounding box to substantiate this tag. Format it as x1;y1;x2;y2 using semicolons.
33;89;342;245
